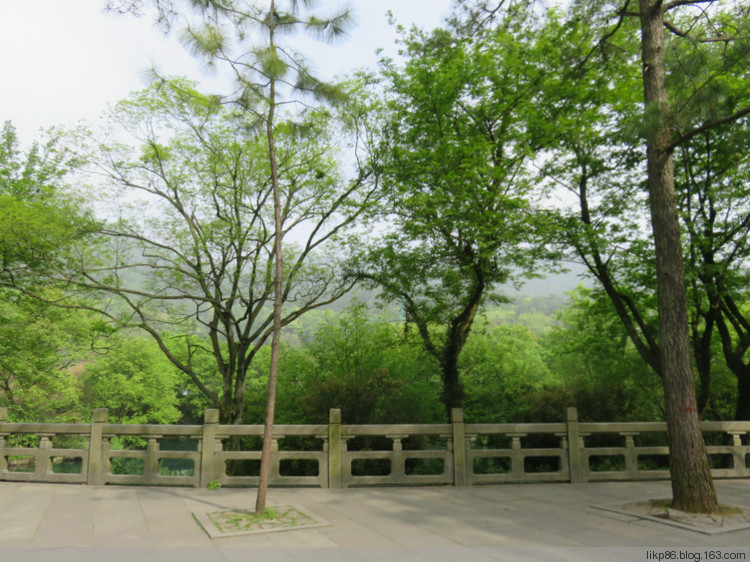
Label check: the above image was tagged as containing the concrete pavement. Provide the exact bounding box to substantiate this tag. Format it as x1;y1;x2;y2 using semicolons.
2;480;750;561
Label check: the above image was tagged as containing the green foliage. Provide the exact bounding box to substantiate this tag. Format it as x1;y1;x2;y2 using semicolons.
355;10;565;413
6;2;750;432
1;121;70;199
81;336;182;424
539;3;750;420
6;284;740;427
0;124;106;422
0;121;96;284
541;287;664;422
175;0;353;107
167;335;223;424
480;295;567;335
462;322;559;423
0;288;92;422
368;16;560;305
669;24;750;419
55;76;376;424
274;303;443;424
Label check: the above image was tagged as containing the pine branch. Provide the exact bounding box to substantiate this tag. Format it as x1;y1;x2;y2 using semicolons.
671;105;750;149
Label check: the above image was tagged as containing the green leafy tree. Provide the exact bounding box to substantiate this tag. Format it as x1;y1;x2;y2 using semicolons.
63;78;370;427
552;0;750;513
637;0;719;511
3;77;373;434
106;0;363;512
454;0;749;512
165;0;361;513
0;122;101;422
668;26;750;420
356;10;560;418
539;5;750;424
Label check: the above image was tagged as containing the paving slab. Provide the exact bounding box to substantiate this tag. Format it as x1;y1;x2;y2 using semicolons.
218;546;296;562
2;481;750;560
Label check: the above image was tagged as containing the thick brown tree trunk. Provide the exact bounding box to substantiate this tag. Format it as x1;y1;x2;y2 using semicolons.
639;0;718;513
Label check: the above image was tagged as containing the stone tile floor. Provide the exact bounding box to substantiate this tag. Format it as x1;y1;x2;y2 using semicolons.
2;480;750;561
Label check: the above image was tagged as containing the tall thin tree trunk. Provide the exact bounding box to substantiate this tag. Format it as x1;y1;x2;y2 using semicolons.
256;0;281;515
639;0;718;513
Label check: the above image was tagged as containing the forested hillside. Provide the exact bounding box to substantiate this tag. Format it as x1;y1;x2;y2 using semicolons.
0;284;734;425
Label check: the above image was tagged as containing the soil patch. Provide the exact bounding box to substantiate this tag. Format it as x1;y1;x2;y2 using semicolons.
194;504;330;538
593;498;750;535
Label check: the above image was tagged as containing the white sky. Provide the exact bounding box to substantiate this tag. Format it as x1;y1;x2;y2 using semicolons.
0;0;454;143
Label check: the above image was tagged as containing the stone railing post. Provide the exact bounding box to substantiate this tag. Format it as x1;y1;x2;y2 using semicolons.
145;436;161;483
387;434;408;481
37;433;54;479
451;408;468;487
328;408;342;489
269;438;280;484
726;431;747;476
200;409;220;488
508;433;526;479
566;407;584;483
87;408;109;485
0;407;7;474
621;432;639;478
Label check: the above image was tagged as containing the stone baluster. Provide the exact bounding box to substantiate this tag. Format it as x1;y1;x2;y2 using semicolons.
87;408;108;485
387;434;408;481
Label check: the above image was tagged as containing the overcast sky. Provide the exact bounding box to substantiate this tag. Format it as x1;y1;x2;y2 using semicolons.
0;0;454;143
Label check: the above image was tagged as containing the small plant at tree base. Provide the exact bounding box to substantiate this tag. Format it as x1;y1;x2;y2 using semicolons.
211;507;283;532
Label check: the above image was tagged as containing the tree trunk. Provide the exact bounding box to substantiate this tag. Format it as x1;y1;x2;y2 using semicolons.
439;351;465;418
735;372;750;421
255;111;282;513
576;167;662;375
438;272;484;418
256;1;281;515
639;0;718;513
714;298;750;421
692;307;716;416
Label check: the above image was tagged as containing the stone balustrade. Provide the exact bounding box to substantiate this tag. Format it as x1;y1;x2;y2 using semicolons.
1;406;749;488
